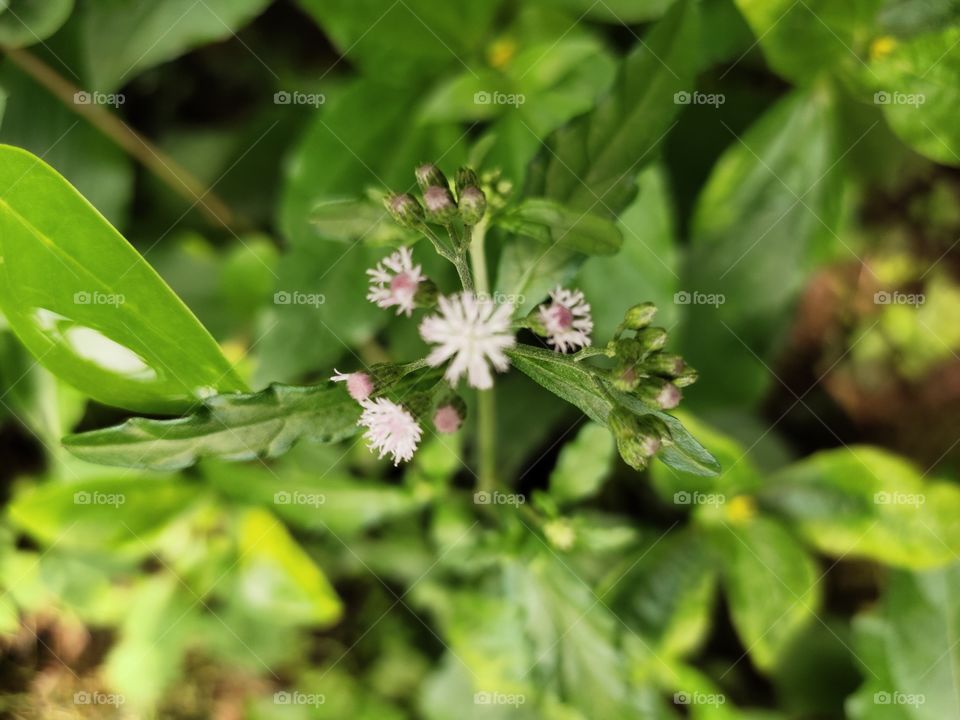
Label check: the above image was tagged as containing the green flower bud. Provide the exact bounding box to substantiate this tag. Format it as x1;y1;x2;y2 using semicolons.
637;379;682;410
422;186;458;224
415;163;449;192
455;167;480;195
672;366;699;388
458;186;487;225
413;278;439;308
384;193;424;227
635;327;668;353
611;362;642;392
612;338;643;363
608;409;669;471
645;353;685;378
623;302;658;330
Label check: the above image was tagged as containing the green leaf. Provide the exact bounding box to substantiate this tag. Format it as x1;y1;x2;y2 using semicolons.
849;564;960;720
553;0;679;23
605;528;717;658
762;446;960;568
0;0;73;47
74;0;272;91
717;516;821;673
733;0;882;84
0;145;246;412
549;421;615;505
499;0;700;309
507;344;720;476
679;87;843;409
234;507;342;626
499;198;623;256
8;476;202;554
63;382;363;471
310;197;413;245
870;26;960;165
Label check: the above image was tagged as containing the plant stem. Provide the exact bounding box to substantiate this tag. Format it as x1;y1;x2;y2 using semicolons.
2;47;243;233
469;219;496;492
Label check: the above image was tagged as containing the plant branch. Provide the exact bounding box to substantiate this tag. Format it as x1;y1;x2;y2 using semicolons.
470;219;496;492
3;46;243;233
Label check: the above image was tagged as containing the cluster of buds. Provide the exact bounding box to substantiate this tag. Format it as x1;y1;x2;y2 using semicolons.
601;303;698;470
385;163;488;231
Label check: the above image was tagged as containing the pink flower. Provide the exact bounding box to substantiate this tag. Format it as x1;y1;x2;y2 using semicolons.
538;286;593;353
366;247;426;316
331;369;374;402
433;404;463;433
358;398;422;465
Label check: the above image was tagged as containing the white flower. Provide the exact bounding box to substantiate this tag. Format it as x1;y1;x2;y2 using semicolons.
538;286;593;353
366;246;425;316
358;398;422;465
331;369;374;402
419;292;515;390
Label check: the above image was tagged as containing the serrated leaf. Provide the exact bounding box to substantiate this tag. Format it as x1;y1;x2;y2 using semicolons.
506;344;720;476
62;382;362;471
0;145;246;413
499;198;623;256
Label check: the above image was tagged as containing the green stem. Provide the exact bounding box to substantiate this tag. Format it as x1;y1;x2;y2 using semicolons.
470;219;496;492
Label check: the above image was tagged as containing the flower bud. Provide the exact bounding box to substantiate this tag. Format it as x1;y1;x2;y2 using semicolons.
611;362;641;392
415;163;449;192
385;193;424;227
608;409;669;471
413;278;439;308
612;338;643;363
433;403;464;433
635;327;668;353
637;379;682;410
623;302;658;330
458;186;487;225
672;366;699;388
422;186;458;224
645;353;685;378
455;167;481;195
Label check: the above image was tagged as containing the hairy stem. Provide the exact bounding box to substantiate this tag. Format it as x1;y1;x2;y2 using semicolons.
470;219;496;492
3;47;242;232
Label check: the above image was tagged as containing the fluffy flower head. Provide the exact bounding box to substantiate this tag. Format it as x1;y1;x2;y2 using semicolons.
358;398;422;465
419;292;515;390
367;247;425;316
538;286;593;353
331;369;374;402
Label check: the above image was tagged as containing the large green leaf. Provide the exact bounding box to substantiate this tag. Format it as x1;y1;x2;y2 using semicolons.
870;26;960;165
7;476;202;554
73;0;273;91
62;382;363;470
0;0;74;47
762;446;960;568
548;421;615;505
498;0;700;312
733;0;882;84
507;344;720;476
848;564;960;720
717;516;821;673
679;87;843;409
499;198;623;256
0;145;246;412
233;507;343;626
